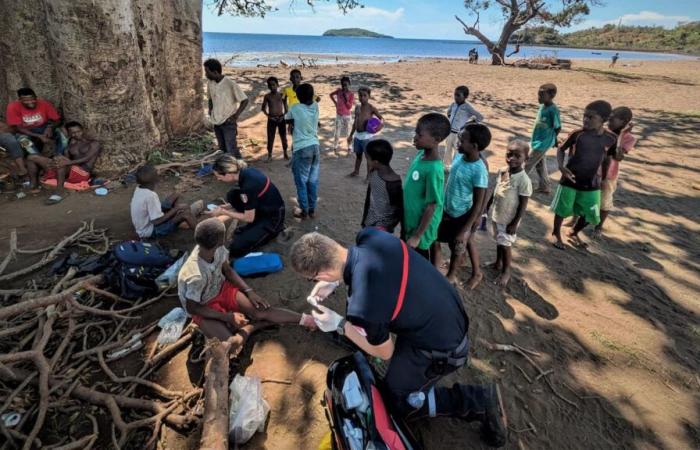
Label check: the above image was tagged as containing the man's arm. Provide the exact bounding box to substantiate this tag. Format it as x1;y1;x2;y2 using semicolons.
343;323;394;360
506;195;529;234
329;90;338;106
58;141;100;167
222;262;254;292
230;99;249;123
213;206;255;223
15;126;48;140
261;95;269;116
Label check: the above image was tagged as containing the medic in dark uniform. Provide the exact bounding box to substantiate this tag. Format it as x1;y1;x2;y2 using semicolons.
290;228;507;447
210;155;285;258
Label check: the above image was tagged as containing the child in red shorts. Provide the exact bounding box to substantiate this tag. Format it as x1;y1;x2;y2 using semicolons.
178;218;315;340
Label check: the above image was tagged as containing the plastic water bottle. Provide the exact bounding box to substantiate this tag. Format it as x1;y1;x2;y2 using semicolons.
407;391;426;409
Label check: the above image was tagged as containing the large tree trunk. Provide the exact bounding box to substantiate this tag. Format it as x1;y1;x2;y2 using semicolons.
0;0;203;172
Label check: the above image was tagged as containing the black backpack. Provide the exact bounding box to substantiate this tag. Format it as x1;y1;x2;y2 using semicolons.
104;241;174;300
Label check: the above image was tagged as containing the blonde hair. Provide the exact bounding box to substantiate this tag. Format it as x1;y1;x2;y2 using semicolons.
213;154;248;175
290;233;340;276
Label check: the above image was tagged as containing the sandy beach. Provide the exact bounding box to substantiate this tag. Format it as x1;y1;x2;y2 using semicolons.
1;58;699;449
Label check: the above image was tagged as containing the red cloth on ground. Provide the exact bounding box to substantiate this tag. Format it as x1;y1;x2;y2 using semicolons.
42;165;92;191
192;281;240;326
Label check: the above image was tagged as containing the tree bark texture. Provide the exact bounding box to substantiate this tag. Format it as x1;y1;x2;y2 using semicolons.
0;0;203;171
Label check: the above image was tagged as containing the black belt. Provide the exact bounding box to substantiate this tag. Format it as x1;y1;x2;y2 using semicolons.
418;333;469;367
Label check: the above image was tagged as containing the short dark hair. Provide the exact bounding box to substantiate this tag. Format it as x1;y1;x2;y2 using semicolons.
290;69;301;77
358;86;371;95
136;164;157;185
17;87;36;98
267;76;279;85
539;83;557;97
290;233;339;276
341;76;351;84
461;123;492;151
366;139;394;165
585;100;613;121
455;85;469;98
203;58;222;74
611;106;633;123
65;121;83;129
417;113;451;142
296;83;314;105
195;218;225;250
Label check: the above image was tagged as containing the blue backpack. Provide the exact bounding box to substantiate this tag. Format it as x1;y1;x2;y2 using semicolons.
106;241;174;300
233;252;283;277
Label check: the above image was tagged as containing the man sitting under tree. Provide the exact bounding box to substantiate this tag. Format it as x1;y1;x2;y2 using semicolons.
27;121;100;204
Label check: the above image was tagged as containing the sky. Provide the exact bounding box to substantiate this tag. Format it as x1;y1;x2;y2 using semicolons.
203;0;700;40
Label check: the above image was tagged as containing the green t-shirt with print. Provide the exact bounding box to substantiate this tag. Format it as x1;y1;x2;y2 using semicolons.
402;151;445;250
531;103;561;151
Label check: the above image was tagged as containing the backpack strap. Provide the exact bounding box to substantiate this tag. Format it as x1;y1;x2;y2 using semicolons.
390;240;409;321
257;177;271;198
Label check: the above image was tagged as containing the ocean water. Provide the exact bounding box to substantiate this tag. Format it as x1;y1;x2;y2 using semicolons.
203;32;694;67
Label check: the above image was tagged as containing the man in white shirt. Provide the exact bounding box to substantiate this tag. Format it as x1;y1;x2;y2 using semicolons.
204;58;249;159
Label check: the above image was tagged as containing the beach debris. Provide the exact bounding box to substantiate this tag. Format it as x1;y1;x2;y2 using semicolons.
512;57;572;70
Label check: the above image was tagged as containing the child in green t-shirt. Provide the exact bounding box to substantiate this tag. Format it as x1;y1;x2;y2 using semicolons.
403;113;451;262
525;83;561;194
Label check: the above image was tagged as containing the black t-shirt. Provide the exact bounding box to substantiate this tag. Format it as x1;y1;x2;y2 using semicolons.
226;168;284;221
344;228;468;350
560;129;617;191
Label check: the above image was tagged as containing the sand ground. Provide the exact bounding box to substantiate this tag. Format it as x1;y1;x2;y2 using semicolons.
1;58;699;449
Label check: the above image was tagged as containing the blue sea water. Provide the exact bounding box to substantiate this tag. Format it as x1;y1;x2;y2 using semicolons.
203;32;694;67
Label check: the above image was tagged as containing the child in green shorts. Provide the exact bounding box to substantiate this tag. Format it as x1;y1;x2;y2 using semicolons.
403;113;451;262
551;100;617;249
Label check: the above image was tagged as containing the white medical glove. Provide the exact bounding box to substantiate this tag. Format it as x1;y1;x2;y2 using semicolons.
311;304;344;333
307;280;340;305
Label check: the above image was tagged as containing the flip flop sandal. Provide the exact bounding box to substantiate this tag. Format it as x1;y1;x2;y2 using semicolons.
46;194;64;205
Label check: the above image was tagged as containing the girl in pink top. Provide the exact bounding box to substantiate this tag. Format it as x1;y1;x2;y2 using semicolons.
329;76;355;154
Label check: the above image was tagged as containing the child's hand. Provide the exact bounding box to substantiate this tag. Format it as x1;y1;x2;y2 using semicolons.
406;235;420;248
347;135;353;145
561;167;576;183
623;121;634;134
506;223;518;235
247;291;270;310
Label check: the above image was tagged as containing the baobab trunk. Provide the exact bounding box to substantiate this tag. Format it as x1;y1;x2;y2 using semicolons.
0;0;204;172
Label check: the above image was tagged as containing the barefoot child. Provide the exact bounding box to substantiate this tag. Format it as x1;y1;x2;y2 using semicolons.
525;83;560;194
330;76;354;154
403;113;450;261
347;87;383;178
433;123;490;288
551;100;617;249
487;140;532;287
595;107;636;237
361;139;403;234
286;83;320;219
444;85;483;171
130;164;199;239
178;219;315;340
262;76;289;161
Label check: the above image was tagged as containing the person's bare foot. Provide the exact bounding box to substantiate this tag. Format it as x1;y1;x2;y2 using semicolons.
446;273;462;288
346;171;359;178
591;227;603;239
495;269;511;287
466;271;483;290
563;218;577;228
568;234;588;248
551;234;566;249
30;187;41;194
486;260;502;271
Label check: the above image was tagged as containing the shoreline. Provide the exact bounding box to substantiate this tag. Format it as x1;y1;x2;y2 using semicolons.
514;42;700;58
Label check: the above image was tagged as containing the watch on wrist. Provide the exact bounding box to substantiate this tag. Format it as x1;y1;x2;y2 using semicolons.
336;318;347;335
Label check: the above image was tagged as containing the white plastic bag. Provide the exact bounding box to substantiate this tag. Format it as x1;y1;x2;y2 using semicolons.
229;375;270;444
156;307;188;344
155;251;189;290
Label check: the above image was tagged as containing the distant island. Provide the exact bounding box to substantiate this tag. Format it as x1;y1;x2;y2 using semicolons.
509;22;700;55
323;28;393;38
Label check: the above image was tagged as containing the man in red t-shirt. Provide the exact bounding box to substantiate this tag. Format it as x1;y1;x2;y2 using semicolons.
6;87;68;158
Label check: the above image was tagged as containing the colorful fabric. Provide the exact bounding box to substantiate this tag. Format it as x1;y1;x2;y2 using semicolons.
207;76;247;126
606;131;636;180
530;103;561;151
402;151;444;250
285;102;319;150
43;165;91;184
332;88;355;116
559;129;617;191
444;155;488;217
282;86;299;107
550;184;601;225
191;281;240;326
6;99;60;128
491;168;532;225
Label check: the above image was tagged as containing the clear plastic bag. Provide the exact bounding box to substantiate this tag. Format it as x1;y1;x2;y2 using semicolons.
228;375;270;444
156;307;188;344
155;251;188;290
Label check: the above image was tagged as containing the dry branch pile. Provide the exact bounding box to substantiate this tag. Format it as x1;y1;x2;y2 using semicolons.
0;224;204;449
